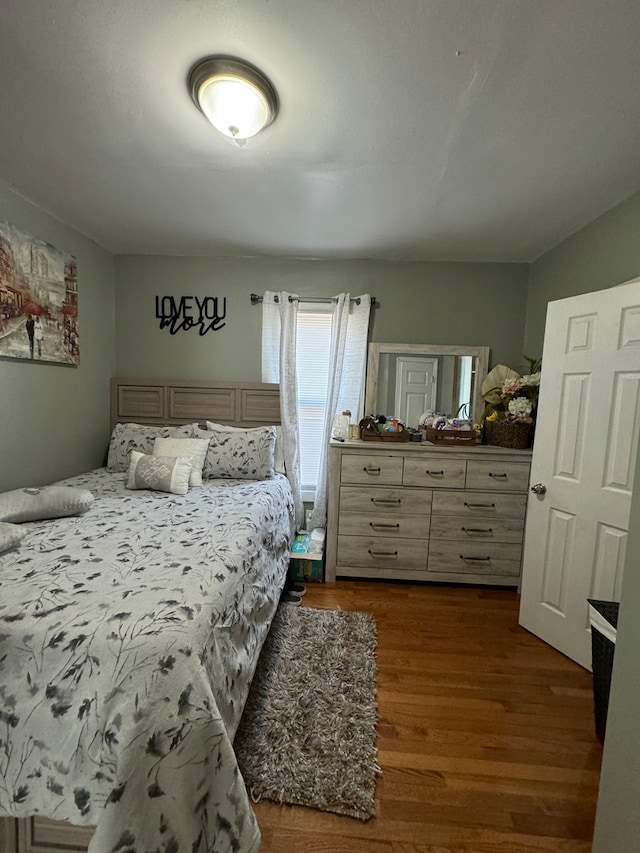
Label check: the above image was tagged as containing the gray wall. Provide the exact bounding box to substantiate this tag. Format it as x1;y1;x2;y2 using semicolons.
526;189;640;853
114;255;529;379
524;190;640;355
0;183;116;490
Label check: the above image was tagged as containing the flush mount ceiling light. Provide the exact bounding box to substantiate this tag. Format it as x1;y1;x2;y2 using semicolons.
188;56;278;141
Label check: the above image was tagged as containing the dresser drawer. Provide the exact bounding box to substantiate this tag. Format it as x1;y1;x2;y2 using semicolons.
340;485;432;515
465;460;530;492
429;515;524;543
402;457;466;489
339;511;431;539
338;534;427;572
427;540;522;576
431;490;527;519
341;453;403;485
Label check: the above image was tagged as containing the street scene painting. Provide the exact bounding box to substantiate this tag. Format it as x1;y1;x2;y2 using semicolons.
0;221;79;366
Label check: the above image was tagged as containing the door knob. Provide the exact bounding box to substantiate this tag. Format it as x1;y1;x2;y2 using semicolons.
531;483;547;495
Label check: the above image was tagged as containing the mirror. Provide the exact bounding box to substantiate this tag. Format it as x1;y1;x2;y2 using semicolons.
365;343;490;429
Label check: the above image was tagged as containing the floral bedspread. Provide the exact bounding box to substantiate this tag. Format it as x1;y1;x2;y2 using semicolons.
0;469;294;852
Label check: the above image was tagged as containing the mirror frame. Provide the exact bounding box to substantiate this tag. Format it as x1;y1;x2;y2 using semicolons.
365;342;490;426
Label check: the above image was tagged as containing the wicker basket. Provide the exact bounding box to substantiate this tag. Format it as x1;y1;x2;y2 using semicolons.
425;427;476;446
484;419;533;449
360;426;407;442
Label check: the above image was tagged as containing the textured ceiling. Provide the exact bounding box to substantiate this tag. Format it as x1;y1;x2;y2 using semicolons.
1;0;639;262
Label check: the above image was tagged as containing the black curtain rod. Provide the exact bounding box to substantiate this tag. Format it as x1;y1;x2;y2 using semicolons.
250;293;377;306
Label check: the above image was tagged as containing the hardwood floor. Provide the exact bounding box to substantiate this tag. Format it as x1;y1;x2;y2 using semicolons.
254;581;602;853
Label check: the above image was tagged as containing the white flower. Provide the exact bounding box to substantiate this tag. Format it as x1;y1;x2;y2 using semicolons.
508;397;532;418
520;372;541;387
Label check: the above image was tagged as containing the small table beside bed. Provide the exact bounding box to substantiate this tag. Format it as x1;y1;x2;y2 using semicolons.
0;378;294;853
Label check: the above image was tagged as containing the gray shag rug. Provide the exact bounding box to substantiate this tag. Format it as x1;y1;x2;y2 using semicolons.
234;604;379;821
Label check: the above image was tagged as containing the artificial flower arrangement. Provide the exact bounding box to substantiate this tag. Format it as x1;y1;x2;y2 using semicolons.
481;356;542;424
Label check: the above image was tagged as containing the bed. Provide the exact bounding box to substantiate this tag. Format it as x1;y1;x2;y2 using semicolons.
0;379;294;853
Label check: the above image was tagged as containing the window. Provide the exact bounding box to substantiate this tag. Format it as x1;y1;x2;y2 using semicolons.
296;304;333;498
262;291;371;523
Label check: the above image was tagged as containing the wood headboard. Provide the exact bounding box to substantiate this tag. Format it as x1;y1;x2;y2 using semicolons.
110;378;281;431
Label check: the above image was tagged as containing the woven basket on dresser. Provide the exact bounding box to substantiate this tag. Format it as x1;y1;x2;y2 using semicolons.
484;419;533;449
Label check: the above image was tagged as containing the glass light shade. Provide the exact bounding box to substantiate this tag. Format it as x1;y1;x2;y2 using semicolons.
189;57;278;142
197;74;270;139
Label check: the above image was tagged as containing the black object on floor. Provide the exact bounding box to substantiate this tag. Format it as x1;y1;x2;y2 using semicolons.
588;599;619;744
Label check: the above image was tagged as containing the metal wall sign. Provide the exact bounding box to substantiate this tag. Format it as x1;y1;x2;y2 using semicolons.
155;296;226;335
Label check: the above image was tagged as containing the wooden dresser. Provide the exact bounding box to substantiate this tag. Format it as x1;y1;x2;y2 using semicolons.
326;439;532;585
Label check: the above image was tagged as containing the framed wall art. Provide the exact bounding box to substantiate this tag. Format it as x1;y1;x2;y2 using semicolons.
0;221;79;366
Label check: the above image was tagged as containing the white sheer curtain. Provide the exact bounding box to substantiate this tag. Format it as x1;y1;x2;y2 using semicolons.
261;291;304;530
308;294;371;529
262;291;371;532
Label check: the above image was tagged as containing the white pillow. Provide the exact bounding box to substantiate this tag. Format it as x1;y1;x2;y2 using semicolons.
152;437;210;487
206;421;285;474
0;486;94;523
126;451;193;495
0;522;27;554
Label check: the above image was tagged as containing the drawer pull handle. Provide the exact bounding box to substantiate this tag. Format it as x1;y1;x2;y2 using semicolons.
464;501;496;509
368;549;398;558
372;498;401;506
370;522;400;531
425;470;445;477
489;472;508;479
460;555;491;562
462;527;493;534
363;466;381;475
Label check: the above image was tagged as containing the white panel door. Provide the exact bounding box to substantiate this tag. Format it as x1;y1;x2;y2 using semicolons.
519;278;640;668
395;357;437;427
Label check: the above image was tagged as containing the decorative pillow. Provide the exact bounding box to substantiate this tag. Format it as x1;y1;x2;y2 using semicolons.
152;437;210;487
203;426;276;480
0;522;27;554
0;486;94;523
206;421;286;474
126;451;193;495
106;423;195;473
